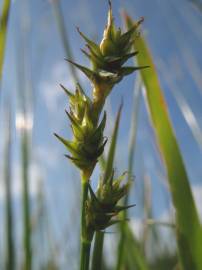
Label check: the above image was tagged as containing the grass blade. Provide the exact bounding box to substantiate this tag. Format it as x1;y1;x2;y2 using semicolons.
103;104;123;184
116;75;149;270
21;127;32;270
0;0;11;82
125;13;202;270
91;104;122;270
4;105;15;270
50;0;80;86
124;223;150;270
158;58;202;149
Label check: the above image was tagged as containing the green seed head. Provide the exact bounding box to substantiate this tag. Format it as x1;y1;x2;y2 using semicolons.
76;1;147;115
86;172;133;231
100;1;143;59
55;84;107;176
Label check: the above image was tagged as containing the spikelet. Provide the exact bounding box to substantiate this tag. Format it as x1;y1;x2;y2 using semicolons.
86;171;134;231
73;1;148;117
55;84;108;177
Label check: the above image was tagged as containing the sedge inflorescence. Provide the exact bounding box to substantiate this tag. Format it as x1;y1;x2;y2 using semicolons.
55;1;145;238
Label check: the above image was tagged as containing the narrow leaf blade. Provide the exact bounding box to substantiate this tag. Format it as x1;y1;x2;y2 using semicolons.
103;103;122;184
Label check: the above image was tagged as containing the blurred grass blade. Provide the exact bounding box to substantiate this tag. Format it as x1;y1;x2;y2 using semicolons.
125;13;202;270
124;223;149;270
190;0;202;12
91;105;122;270
4;106;15;270
116;75;149;270
146;219;175;228
158;58;202;149
142;174;152;255
51;0;80;86
127;74;141;177
0;0;11;82
21;127;32;270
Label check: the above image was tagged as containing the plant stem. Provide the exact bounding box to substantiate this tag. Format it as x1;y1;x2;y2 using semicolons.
80;173;92;270
91;231;104;270
80;241;91;270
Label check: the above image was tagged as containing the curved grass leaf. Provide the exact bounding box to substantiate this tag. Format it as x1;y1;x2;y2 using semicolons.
0;0;11;82
124;13;202;270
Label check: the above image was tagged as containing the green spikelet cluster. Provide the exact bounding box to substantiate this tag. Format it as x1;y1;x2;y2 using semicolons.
54;83;107;176
55;2;146;177
72;2;147;116
86;172;134;232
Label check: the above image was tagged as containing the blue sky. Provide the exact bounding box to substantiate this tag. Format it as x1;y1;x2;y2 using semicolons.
0;0;202;266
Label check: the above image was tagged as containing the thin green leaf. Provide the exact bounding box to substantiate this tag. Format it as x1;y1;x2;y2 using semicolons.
4;106;15;270
125;13;202;270
103;103;122;184
124;223;150;270
21;129;32;270
51;0;80;85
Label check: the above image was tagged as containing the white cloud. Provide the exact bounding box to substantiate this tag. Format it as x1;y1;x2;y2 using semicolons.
40;61;74;113
40;61;88;114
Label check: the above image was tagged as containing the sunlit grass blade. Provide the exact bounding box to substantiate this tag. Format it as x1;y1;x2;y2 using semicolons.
158;58;202;150
125;13;202;270
0;0;11;82
4;106;15;270
91;104;122;270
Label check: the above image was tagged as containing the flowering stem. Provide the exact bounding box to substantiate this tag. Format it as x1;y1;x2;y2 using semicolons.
80;173;92;270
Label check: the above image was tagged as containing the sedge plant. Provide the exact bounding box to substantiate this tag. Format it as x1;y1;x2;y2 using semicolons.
55;2;147;270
